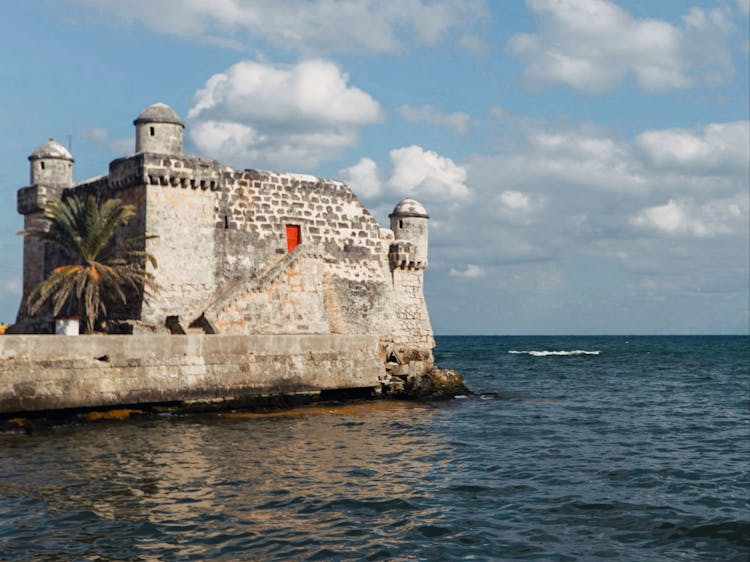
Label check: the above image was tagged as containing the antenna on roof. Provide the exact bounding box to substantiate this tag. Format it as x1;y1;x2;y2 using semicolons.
67;134;72;153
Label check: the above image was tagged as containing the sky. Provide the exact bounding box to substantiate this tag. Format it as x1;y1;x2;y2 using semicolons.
0;0;748;335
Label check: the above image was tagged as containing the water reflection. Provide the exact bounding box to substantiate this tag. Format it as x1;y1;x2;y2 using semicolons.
0;401;447;560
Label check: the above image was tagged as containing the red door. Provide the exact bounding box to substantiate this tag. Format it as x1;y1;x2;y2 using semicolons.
286;224;300;252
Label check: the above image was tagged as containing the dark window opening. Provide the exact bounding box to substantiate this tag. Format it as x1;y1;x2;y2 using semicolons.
40;162;45;170
224;215;229;229
399;219;403;228
165;315;186;335
286;224;301;252
150;126;155;136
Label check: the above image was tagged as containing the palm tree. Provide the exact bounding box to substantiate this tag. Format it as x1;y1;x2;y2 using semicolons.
21;194;157;334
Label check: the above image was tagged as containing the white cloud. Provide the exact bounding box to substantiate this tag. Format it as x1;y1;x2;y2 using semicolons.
508;0;735;93
398;104;470;133
340;116;747;286
631;196;748;238
187;59;382;170
457;113;749;283
190;121;263;163
339;158;382;199
493;190;545;227
530;132;620;160
449;264;486;278
634;121;750;174
471;115;750;199
388;145;470;203
498;190;531;210
188;60;381;124
632;200;696;235
473;134;642;195
340;146;471;207
75;0;486;54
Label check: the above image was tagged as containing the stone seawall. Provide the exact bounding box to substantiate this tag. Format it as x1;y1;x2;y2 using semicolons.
0;334;382;415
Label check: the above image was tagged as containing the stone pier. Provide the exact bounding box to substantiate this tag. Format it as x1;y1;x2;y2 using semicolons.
0;334;382;415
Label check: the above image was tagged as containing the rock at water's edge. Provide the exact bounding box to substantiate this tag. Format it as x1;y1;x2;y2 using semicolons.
387;368;469;400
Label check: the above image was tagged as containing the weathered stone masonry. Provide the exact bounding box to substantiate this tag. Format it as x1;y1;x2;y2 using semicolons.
0;334;383;414
10;103;437;392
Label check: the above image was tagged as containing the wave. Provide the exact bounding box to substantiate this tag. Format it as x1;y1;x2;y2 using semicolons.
508;350;601;357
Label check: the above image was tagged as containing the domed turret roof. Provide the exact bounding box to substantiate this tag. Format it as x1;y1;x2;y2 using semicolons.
133;102;184;127
390;198;429;219
28;138;73;161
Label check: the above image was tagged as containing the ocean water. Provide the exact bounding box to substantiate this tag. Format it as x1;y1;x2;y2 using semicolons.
1;335;748;561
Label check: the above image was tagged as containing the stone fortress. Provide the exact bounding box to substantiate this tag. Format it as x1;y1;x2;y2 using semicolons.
12;103;439;388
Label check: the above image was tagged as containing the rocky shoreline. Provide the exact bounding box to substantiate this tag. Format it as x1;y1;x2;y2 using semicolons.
381;367;470;400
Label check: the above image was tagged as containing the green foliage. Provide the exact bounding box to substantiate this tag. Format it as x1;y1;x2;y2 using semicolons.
20;194;157;333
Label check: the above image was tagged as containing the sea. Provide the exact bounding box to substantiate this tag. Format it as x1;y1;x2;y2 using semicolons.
1;335;748;561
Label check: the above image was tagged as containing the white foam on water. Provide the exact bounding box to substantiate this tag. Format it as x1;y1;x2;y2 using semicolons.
508;350;601;357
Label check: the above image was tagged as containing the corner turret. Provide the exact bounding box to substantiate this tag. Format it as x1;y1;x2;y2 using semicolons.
15;139;75;329
134;102;184;155
389;198;429;270
19;138;74;216
28;138;74;188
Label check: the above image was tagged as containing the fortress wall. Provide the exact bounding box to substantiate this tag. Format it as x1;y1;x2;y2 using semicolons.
213;173;265;278
210;257;331;335
222;170;385;281
143;184;217;326
324;274;393;336
138;155;225;327
0;334;382;415
37;157;403;335
202;170;399;335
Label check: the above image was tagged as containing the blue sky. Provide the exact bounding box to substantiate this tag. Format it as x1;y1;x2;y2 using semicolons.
1;0;748;334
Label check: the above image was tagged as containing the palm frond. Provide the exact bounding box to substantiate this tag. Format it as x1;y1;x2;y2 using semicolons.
21;194;158;333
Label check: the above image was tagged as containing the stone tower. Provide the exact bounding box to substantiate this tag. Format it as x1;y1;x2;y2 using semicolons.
15;139;74;325
389;198;429;269
28;138;74;188
134;102;184;155
388;198;434;358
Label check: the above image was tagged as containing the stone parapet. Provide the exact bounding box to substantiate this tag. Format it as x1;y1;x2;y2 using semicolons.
17;184;62;215
389;240;427;270
0;334;382;415
104;153;225;192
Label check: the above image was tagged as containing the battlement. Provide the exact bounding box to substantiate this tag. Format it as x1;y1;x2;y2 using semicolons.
389;240;427;270
79;154;227;192
17;184;63;215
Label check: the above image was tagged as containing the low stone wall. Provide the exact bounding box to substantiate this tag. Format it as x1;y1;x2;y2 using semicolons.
0;334;382;415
